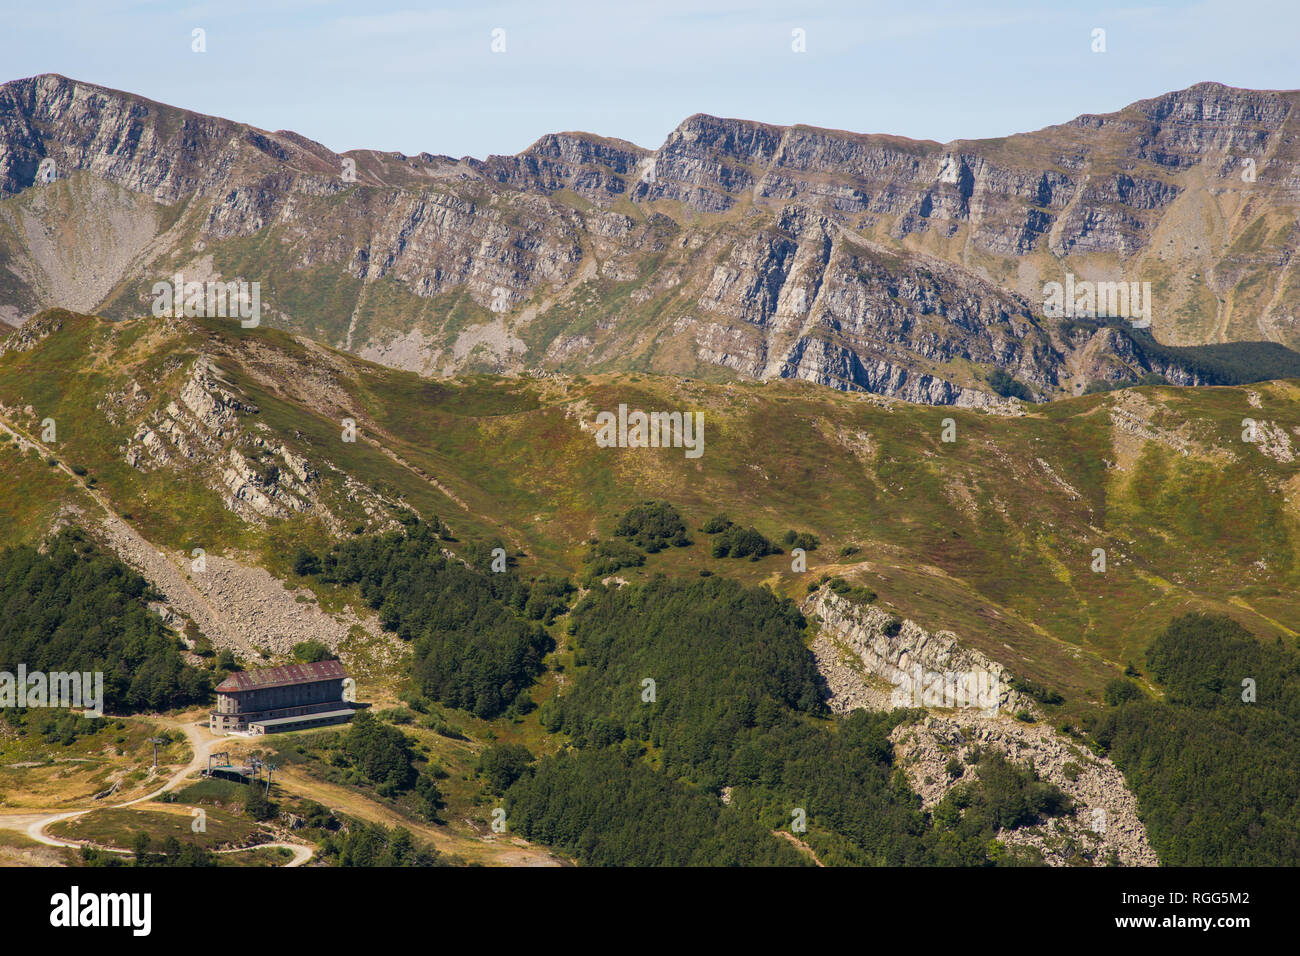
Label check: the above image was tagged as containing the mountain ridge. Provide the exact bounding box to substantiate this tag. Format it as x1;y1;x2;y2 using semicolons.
2;73;1299;404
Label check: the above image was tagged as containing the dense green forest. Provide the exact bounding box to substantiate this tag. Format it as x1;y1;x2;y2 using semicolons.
508;576;1072;866
0;529;210;712
541;577;821;783
507;747;809;865
1093;613;1300;865
302;520;558;718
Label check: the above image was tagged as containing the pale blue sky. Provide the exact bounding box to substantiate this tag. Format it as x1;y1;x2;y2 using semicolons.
3;0;1298;158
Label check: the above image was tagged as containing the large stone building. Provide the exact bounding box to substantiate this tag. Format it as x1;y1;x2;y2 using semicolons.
210;660;357;734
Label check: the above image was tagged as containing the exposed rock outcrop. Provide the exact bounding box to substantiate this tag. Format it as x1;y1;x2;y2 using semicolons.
806;588;1032;715
117;354;401;533
4;75;1297;403
892;714;1159;867
123;357;319;521
806;585;1158;866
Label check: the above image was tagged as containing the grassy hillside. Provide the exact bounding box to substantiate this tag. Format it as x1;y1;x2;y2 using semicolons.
2;311;1298;721
3;309;1299;865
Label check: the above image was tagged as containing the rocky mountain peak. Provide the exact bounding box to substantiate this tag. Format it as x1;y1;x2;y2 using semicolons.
2;74;1299;403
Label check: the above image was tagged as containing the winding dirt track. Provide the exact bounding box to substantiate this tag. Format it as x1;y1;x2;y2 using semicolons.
0;718;315;867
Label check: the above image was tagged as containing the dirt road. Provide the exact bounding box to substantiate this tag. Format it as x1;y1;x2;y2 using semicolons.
0;718;315;867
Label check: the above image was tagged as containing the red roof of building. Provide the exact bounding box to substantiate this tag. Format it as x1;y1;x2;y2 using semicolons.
215;659;347;693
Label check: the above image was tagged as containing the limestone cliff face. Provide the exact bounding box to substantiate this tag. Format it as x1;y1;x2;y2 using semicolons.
0;74;339;203
475;132;648;204
636;85;1296;257
805;588;1032;714
125;357;313;522
117;354;396;533
805;586;1158;866
692;208;1061;398
3;74;1298;402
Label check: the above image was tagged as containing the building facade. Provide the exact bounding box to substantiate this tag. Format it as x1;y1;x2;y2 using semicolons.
210;660;356;734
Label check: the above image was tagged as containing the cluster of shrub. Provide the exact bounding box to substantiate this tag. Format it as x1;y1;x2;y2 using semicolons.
613;502;692;551
1009;676;1065;707
581;501;692;581
927;748;1073;865
80;835;216;868
1083;372;1169;395
986;369;1034;401
700;515;820;561
319;822;446;867
810;573;877;605
1;708;113;747
581;503;821;580
291;711;444;823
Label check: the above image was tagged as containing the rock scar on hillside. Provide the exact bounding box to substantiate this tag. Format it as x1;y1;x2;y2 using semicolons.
807;586;1157;867
891;715;1158;867
68;503;401;665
